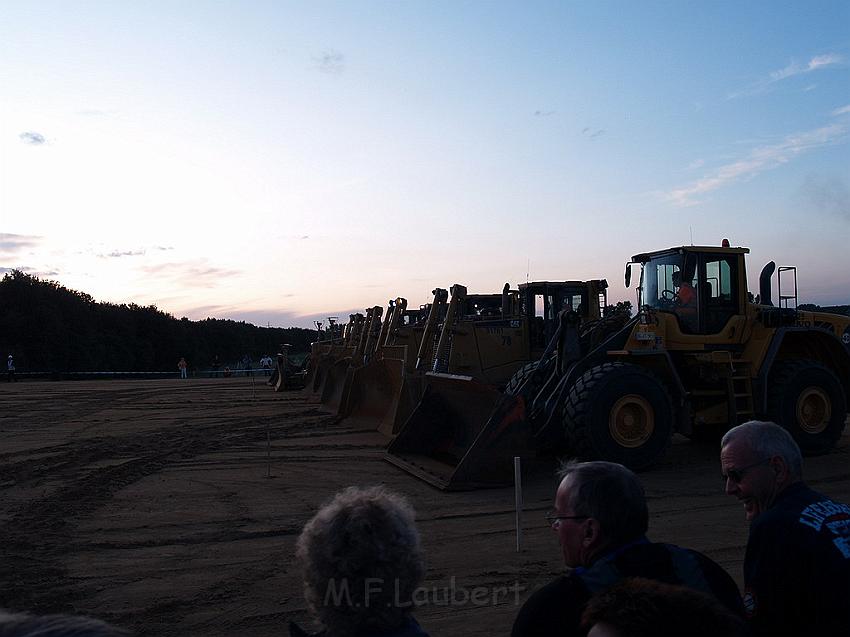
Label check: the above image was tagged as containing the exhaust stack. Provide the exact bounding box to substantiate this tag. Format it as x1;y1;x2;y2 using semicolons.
759;261;775;306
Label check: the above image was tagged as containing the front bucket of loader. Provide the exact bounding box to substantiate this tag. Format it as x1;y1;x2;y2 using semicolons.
303;345;344;401
320;357;356;414
385;373;536;490
339;347;407;434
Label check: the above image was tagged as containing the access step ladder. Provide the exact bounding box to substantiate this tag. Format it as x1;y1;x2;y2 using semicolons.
728;360;755;423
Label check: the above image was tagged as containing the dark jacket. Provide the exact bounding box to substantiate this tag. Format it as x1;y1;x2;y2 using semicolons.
511;539;744;637
744;482;850;637
289;616;428;637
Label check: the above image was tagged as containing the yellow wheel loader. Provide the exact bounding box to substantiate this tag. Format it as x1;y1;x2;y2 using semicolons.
336;280;611;438
269;344;310;391
386;242;850;490
385;279;625;487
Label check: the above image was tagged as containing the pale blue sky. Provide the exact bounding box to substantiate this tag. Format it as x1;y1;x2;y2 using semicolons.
1;1;848;327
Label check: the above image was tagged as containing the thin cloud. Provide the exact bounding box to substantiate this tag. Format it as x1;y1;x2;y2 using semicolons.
95;245;172;258
799;175;850;221
665;122;849;207
0;233;41;252
102;249;146;258
832;104;850;117
142;261;241;287
314;50;344;75
19;131;46;145
728;53;843;99
771;54;842;81
687;159;705;170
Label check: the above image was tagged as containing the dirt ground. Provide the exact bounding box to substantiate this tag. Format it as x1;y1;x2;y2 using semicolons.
1;377;848;636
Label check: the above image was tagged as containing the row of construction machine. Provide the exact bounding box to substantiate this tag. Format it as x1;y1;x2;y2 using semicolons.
270;318;345;392
385;241;850;490
319;298;430;416
328;279;615;438
302;313;367;402
334;291;448;435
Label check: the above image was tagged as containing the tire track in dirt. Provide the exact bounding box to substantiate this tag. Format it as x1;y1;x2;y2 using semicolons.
0;394;322;613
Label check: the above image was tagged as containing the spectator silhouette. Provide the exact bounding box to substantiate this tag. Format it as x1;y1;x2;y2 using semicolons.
581;577;747;637
511;461;743;637
721;420;850;636
291;486;428;637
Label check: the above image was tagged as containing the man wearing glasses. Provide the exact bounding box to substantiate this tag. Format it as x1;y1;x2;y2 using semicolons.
511;460;742;637
720;420;850;636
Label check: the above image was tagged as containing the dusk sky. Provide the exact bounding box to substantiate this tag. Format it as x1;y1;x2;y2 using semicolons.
1;1;848;328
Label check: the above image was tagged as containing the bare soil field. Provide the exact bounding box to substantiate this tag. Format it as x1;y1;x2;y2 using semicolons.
1;377;848;636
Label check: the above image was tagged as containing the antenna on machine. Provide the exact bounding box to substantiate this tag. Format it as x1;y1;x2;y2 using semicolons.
526;258;530;284
690;226;694;245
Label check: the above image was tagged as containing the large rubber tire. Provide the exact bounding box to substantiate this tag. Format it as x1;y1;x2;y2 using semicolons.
505;361;538;396
564;362;673;470
768;360;847;455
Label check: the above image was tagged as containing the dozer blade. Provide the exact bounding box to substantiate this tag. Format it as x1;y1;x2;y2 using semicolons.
303;352;332;400
338;347;407;435
384;373;427;438
320;357;356;414
306;346;351;402
385;374;536;490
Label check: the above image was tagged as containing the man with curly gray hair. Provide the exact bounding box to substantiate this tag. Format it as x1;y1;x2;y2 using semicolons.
290;486;429;637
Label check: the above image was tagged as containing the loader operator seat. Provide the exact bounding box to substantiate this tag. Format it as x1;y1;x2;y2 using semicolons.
672;270;698;333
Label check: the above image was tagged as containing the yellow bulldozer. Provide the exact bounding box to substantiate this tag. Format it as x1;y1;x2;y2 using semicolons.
386;242;850;489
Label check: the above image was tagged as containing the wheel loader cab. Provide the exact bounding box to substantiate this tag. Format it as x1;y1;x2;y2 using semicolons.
519;282;602;350
635;247;747;336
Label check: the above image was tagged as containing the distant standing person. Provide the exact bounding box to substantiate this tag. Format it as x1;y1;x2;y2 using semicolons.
211;354;221;378
260;354;273;376
7;353;15;382
178;357;188;379
242;354;252;377
720;420;850;636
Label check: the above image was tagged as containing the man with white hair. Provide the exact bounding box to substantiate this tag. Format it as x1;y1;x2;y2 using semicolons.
721;420;850;636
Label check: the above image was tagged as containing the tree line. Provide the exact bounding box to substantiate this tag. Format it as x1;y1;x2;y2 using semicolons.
0;270;317;373
799;303;850;316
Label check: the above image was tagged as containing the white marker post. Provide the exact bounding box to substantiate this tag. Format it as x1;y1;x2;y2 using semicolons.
514;456;523;552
